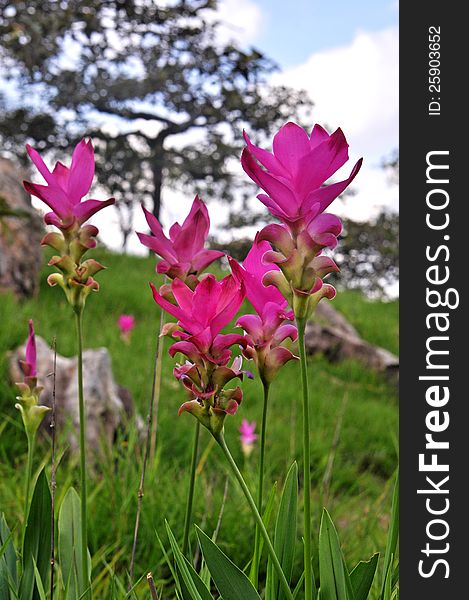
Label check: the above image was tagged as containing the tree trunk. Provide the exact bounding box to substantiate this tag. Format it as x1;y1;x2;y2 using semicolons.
151;145;165;220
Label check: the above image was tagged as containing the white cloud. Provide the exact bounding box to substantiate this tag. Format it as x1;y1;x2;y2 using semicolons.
206;0;264;45
272;26;399;221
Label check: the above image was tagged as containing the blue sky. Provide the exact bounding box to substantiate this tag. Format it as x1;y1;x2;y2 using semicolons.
246;0;398;66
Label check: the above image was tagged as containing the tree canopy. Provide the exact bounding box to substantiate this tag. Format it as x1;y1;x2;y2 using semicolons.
0;0;311;247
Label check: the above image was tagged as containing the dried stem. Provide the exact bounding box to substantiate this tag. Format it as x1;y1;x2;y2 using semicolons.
129;326;163;588
50;336;57;599
146;572;159;600
150;308;166;462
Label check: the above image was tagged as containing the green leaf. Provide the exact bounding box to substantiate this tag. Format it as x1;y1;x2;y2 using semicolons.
249;481;277;586
31;558;47;600
350;554;379;600
380;471;399;600
196;526;261;600
0;514;18;600
165;522;212;600
318;509;352;600
382;555;393;600
267;463;298;600
20;468;51;600
58;487;91;600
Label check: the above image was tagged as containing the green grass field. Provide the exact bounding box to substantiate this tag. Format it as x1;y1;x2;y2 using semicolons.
0;248;398;598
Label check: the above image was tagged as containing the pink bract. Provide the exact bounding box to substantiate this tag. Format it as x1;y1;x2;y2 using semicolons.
241;122;362;232
137;195;224;280
24;140;115;227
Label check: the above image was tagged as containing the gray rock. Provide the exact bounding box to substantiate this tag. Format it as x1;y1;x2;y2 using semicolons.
10;336;142;453
0;157;43;298
305;301;399;382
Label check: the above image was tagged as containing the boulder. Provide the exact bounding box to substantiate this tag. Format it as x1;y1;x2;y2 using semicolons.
305;301;399;381
0;157;43;298
9;336;142;454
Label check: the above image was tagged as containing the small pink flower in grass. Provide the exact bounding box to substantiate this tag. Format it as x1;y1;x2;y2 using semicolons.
15;320;50;438
24;139;115;229
241;122;362;317
137;195;224;283
152;274;249;434
229;239;298;384
239;419;257;456
117;314;135;344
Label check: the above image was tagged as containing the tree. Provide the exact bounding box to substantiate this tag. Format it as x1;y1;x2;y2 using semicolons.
0;0;311;248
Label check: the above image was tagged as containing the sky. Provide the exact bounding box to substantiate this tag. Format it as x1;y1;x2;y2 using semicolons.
27;0;399;252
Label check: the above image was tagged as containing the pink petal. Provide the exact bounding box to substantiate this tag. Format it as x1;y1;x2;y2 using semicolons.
256;194;292;222
305;158;362;214
241;149;297;215
295;128;350;198
236;314;264;339
211;333;247;355
52;161;70;191
171;278;195;314
23;180;71;218
149;282;186;322
309;124;331;149
243;131;289;177
68;139;95;203
168;340;201;362
272;324;298;345
26;145;55;185
192;275;221;327
73;197;115;224
272;122;311;173
25;320;37;377
139;206;177;260
191;249;225;272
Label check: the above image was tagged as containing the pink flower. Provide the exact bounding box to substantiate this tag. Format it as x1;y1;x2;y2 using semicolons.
137;195;224;280
151;274;248;433
229;239;298;383
239;419;257;445
15;320;50;438
117;314;135;334
150;274;246;363
241;122;362;233
241;122;361;316
21;320;37;379
24;140;115;228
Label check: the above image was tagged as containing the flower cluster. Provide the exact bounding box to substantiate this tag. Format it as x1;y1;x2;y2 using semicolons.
229;239;298;385
24;140;115;312
151;274;248;433
15;321;50;439
242;122;362;318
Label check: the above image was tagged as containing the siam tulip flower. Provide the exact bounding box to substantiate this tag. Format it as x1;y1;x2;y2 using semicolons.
151;274;248;433
241;122;362;233
137;195;224;284
229;239;298;384
15;320;50;439
117;314;135;344
239;419;257;457
24;140;115;312
24;140;115;231
242;122;362;318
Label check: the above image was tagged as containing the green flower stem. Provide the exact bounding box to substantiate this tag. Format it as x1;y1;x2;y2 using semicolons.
215;432;293;600
23;433;35;527
250;381;270;587
182;420;200;555
75;310;91;599
296;316;312;600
